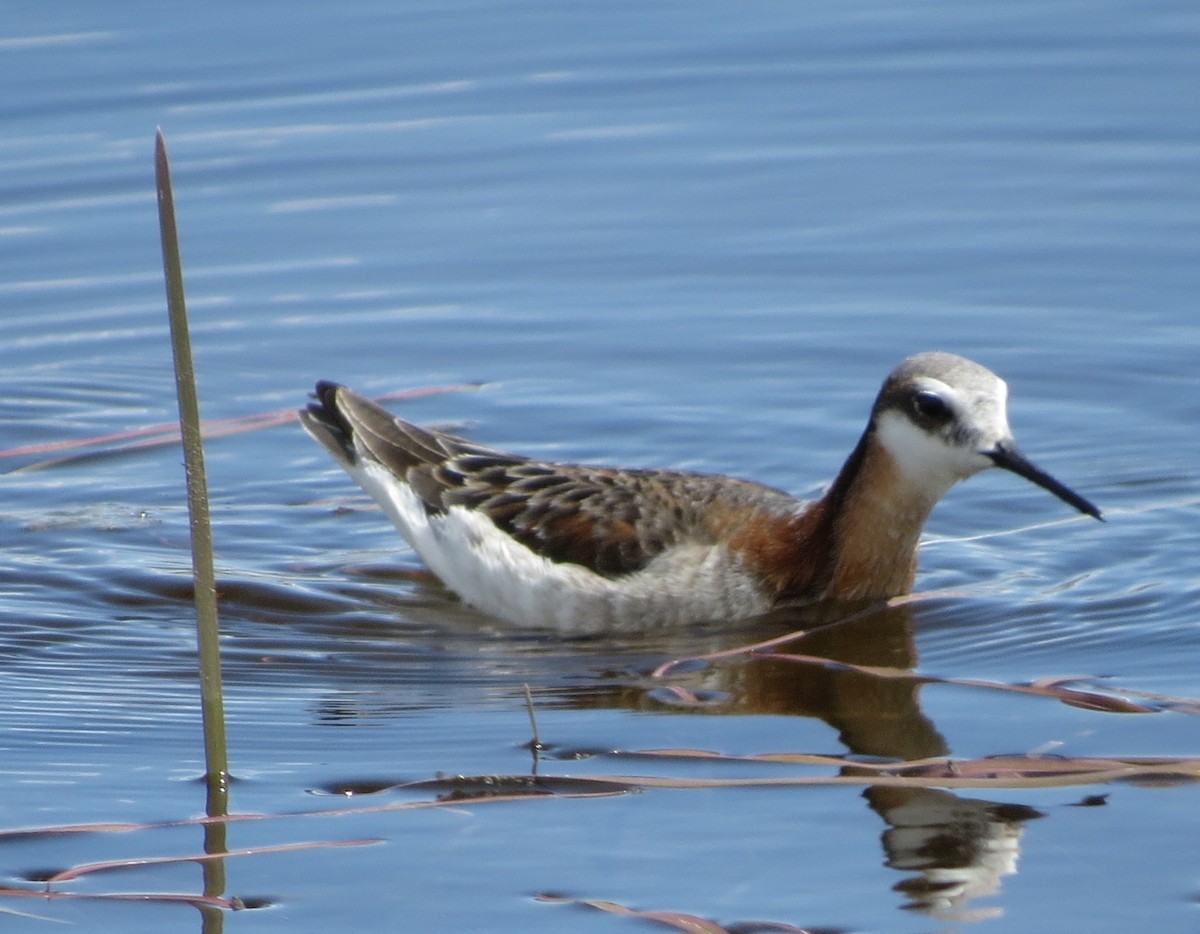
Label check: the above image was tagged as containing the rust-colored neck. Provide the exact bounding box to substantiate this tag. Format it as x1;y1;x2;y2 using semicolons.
776;427;941;604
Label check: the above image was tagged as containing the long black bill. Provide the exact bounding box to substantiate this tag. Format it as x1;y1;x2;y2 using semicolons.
987;441;1103;520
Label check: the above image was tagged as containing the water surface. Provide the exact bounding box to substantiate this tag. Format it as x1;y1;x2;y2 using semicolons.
1;2;1198;931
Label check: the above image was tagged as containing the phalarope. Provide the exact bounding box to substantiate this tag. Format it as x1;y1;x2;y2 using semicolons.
301;352;1100;631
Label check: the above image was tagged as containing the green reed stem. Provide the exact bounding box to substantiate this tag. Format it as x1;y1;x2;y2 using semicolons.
154;129;230;802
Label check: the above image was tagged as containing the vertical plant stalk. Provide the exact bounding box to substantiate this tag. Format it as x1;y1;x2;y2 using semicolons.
154;130;231;823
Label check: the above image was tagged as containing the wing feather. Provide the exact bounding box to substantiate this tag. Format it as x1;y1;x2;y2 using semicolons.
302;382;802;579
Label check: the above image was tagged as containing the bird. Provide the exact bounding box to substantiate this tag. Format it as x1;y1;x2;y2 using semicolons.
300;352;1101;632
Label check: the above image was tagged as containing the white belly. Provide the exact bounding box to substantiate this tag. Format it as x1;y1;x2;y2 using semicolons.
349;460;771;632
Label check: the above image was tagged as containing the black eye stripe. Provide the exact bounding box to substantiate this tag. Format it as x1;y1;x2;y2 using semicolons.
912;390;953;421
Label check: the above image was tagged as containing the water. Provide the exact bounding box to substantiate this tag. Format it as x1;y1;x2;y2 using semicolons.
1;1;1199;930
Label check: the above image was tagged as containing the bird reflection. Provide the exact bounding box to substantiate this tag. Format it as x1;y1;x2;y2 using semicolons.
307;596;1044;921
866;785;1042;921
598;600;1045;921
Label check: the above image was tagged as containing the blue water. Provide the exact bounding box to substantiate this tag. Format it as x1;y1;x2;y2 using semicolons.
1;1;1199;931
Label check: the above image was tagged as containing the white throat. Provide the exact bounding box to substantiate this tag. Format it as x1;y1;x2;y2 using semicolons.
874;410;994;500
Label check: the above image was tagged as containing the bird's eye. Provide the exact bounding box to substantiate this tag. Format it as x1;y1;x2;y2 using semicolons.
912;390;952;422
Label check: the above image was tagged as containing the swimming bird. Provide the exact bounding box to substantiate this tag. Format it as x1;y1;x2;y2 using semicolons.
301;352;1100;631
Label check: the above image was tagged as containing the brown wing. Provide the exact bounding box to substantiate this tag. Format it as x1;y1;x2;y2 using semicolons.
302;382;802;578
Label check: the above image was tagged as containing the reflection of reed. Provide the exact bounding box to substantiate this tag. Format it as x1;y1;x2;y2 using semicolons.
201;776;229;934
